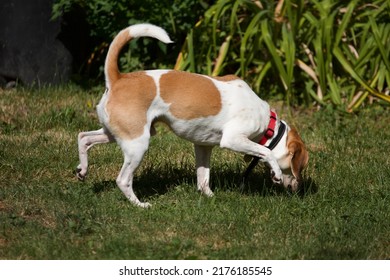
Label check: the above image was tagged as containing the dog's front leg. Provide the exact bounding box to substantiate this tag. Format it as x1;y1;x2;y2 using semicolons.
194;144;214;197
220;133;283;185
77;128;112;180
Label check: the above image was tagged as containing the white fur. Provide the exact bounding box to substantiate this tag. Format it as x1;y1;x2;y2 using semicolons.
77;24;300;208
128;24;173;44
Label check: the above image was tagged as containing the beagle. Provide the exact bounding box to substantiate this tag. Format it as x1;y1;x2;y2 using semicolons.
77;24;309;207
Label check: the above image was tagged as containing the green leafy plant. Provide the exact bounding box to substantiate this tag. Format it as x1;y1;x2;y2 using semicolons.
52;0;210;74
176;0;390;111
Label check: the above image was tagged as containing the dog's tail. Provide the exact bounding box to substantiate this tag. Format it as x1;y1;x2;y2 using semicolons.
105;23;173;87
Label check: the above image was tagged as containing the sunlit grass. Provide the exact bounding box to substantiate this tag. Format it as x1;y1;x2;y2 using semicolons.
0;86;389;259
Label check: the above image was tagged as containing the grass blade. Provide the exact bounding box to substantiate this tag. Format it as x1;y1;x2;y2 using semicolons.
212;36;231;76
369;17;390;72
261;20;288;90
239;11;265;77
187;29;196;72
334;1;357;46
253;61;271;93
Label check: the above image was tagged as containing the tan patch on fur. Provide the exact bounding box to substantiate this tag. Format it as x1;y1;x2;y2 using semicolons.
212;74;240;82
105;29;132;84
287;128;309;180
106;71;156;139
159;71;222;119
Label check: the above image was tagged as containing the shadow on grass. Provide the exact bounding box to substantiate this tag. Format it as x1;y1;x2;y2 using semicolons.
238;169;318;198
91;165;318;201
91;165;196;199
298;176;319;197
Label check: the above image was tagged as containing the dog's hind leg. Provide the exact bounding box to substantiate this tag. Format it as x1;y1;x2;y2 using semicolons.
194;145;214;197
77;128;113;180
116;135;151;208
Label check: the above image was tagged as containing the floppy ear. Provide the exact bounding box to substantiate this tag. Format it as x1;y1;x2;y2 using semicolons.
287;128;309;181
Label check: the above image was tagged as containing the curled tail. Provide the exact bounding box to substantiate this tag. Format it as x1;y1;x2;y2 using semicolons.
104;23;173;87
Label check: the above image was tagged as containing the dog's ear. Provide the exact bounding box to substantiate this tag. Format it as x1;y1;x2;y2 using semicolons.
287;128;309;181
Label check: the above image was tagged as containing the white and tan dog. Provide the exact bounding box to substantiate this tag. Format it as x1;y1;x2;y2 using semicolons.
77;24;309;207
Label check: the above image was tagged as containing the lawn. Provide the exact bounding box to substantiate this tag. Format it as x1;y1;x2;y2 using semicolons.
0;86;389;259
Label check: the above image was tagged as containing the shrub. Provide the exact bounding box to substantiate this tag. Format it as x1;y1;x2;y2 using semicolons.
52;0;210;74
176;0;390;110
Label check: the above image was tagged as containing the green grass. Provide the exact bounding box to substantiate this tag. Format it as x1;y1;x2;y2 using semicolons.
0;86;389;259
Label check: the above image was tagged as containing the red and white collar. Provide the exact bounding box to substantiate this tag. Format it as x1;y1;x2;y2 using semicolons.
259;110;277;145
259;110;287;150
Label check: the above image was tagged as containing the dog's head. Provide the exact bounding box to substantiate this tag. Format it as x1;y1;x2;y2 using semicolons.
275;127;309;192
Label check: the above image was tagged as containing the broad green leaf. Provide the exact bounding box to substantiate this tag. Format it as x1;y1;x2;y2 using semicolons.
212;36;231;76
334;46;390;103
369;17;390;72
334;1;357;46
261;20;288;90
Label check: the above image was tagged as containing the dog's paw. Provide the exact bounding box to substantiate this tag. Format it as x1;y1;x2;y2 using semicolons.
202;189;214;197
198;186;214;197
76;166;87;181
271;169;283;185
138;202;152;208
